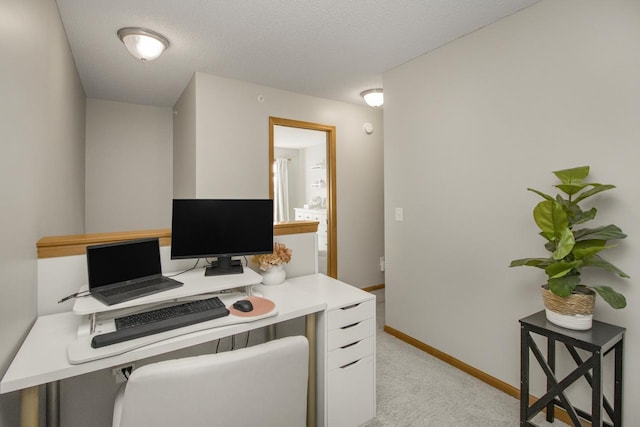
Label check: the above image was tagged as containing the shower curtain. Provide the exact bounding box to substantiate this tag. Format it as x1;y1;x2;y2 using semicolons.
274;158;290;222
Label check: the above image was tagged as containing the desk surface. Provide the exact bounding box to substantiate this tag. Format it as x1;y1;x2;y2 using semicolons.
1;273;370;394
73;267;263;315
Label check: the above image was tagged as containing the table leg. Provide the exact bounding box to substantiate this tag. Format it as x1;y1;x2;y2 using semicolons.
20;386;39;427
306;312;317;427
546;337;555;423
592;349;603;427
520;325;530;424
46;381;60;427
614;339;623;426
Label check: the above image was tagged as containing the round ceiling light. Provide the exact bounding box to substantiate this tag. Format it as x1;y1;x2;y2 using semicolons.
360;88;384;107
117;27;169;62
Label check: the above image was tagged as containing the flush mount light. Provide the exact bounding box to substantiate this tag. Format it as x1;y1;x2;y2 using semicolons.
117;27;169;62
360;88;384;107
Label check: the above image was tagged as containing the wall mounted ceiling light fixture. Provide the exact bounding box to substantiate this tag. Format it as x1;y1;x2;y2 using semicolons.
360;88;384;107
117;27;169;62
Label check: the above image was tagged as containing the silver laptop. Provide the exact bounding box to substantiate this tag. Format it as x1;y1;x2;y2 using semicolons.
86;238;182;306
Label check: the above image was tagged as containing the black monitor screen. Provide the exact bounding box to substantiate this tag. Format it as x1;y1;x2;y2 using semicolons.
170;199;274;276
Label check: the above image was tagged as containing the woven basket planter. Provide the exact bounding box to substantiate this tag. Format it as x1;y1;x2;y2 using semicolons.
541;285;595;330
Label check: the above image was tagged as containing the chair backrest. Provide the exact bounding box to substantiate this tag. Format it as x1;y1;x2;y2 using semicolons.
113;336;309;427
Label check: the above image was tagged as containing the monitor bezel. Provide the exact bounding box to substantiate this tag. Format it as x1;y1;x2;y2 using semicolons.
170;198;274;276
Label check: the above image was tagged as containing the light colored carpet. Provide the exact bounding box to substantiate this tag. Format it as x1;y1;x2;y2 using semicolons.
368;290;567;426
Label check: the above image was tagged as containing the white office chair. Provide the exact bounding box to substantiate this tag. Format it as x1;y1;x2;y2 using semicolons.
112;336;309;427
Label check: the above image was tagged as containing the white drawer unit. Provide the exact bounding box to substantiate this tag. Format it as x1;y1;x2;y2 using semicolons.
317;290;376;427
328;355;375;427
294;208;328;251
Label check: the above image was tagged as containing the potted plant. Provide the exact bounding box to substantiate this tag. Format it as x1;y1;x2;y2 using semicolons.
252;242;292;286
510;166;629;330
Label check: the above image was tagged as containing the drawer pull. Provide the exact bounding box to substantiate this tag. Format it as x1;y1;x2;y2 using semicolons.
341;322;361;330
339;360;360;369
340;340;361;350
340;303;361;311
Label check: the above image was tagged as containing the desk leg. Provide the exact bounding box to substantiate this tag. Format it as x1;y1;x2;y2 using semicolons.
306;313;317;427
46;381;60;427
20;386;39;427
266;324;276;341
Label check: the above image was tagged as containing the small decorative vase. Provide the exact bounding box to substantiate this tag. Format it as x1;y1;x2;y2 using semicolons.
541;285;595;330
261;265;286;286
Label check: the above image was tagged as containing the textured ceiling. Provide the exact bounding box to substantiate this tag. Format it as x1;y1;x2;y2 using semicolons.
55;0;540;107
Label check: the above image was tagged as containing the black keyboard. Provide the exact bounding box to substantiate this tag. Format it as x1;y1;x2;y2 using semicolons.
91;297;229;348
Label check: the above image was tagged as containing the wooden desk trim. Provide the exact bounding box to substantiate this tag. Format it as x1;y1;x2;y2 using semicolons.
36;222;319;259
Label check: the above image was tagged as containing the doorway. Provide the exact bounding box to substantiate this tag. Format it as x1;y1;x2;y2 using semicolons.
269;117;337;278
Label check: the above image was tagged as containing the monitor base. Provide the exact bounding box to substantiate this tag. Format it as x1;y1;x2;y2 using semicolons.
204;258;243;276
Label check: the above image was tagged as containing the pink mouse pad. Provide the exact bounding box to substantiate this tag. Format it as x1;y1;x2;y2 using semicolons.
228;296;276;317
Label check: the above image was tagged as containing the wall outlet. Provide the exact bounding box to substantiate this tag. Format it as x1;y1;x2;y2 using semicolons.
379;256;385;272
395;207;403;221
112;364;135;384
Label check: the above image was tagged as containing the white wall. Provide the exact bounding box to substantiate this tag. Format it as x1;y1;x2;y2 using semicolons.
85;99;173;232
384;0;640;420
174;72;385;288
172;76;197;198
0;0;86;425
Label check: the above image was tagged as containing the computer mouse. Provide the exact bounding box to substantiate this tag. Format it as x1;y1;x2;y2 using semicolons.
233;299;253;312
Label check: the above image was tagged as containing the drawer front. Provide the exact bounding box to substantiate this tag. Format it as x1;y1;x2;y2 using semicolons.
328;336;374;371
328;355;375;427
328;318;374;351
328;299;375;331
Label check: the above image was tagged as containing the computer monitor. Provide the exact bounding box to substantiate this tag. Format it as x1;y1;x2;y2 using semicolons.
170;199;274;276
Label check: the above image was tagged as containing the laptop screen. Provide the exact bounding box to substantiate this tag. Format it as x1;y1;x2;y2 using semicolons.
87;238;162;289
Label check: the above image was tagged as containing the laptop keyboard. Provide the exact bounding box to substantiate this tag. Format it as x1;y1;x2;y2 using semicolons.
100;277;169;297
91;297;230;348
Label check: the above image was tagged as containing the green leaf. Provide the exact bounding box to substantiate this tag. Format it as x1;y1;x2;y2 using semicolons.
582;255;630;278
509;258;552;268
573;184;616;204
571;240;609;259
544;240;556;253
545;261;582;279
553;166;590;184
556;183;592;196
533;200;568;240
548;275;581;297
553;227;575;260
592;286;627;309
573;225;627;241
527;188;554;201
570;207;597;226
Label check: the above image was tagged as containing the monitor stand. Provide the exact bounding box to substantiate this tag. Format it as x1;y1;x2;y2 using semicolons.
204;256;244;276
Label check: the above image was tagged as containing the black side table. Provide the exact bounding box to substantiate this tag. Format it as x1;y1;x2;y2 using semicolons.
520;311;625;427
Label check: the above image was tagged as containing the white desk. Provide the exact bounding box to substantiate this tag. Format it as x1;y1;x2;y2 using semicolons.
1;273;375;427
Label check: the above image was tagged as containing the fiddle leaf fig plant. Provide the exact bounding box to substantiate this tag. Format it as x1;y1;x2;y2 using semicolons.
510;166;630;309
